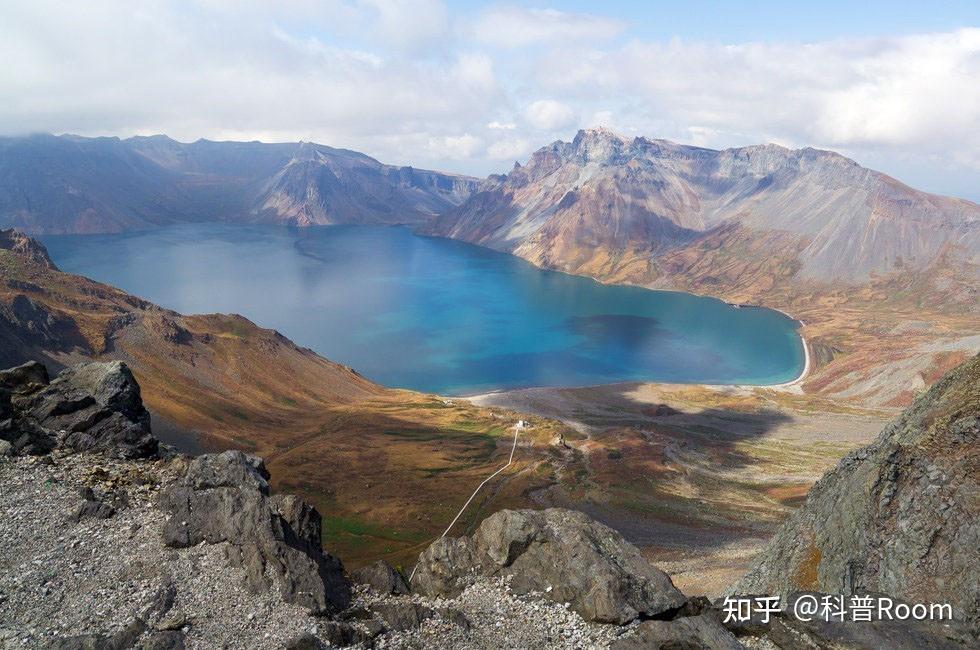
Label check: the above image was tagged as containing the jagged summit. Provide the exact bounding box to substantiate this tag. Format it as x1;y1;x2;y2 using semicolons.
428;129;980;285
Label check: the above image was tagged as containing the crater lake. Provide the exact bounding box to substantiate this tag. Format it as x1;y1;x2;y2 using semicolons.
42;224;806;395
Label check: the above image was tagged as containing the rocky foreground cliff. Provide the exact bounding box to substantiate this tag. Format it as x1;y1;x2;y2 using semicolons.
1;357;977;648
733;353;980;632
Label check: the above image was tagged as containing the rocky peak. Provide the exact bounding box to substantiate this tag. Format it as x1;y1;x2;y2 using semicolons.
0;229;58;270
569;127;631;165
158;449;352;615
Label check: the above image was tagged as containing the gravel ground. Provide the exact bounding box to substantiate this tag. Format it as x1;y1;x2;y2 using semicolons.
0;452;625;649
365;578;626;649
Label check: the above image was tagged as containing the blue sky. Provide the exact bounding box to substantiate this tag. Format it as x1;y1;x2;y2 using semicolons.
2;1;979;200
529;1;980;41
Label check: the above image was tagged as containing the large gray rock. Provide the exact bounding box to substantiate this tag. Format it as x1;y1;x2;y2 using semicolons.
411;508;686;624
371;601;434;632
0;359;49;393
611;614;745;650
351;560;410;595
732;354;980;634
0;360;157;458
159;450;351;615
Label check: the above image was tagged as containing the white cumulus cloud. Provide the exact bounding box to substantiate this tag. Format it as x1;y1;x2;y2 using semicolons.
525;100;578;130
0;1;977;196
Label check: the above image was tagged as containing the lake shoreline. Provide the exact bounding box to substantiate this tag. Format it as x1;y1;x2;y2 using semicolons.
463;330;811;402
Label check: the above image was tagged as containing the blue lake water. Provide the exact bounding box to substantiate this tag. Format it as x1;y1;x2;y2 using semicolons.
42;224;805;395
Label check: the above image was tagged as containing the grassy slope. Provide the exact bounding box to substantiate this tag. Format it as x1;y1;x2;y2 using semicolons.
0;249;579;568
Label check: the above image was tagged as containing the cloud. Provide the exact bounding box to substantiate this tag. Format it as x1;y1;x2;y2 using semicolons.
487;137;532;160
525;100;578;130
0;2;500;156
535;29;980;169
358;0;449;52
427;133;483;158
0;1;976;197
472;7;627;48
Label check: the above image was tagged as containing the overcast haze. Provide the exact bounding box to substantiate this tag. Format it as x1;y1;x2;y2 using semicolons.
2;0;979;200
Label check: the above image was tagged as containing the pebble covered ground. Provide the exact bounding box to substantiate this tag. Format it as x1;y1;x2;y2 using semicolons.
0;452;626;649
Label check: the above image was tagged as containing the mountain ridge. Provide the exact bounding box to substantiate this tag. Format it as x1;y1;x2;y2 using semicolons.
0;133;480;234
428;127;980;287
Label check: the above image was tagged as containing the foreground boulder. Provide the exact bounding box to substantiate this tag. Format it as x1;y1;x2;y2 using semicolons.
352;560;410;595
158;450;351;615
411;508;686;624
0;360;157;458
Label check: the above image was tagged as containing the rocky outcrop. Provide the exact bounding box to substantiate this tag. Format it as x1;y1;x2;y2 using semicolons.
0;228;57;269
612;614;744;650
733;353;980;633
0;360;157;458
411;508;686;624
158;450;351;615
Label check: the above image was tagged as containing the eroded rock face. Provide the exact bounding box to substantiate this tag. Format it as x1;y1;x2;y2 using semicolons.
411;508;686;624
158;450;351;615
0;360;157;458
732;354;980;634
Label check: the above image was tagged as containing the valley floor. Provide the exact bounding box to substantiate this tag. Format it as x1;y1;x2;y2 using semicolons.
469;382;891;597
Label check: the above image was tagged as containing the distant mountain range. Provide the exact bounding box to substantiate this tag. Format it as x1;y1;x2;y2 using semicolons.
428;128;980;289
0;134;478;233
3;130;977;294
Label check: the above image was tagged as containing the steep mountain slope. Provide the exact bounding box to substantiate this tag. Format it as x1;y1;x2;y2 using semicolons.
733;352;979;633
0;134;478;233
428;128;979;288
0;231;573;567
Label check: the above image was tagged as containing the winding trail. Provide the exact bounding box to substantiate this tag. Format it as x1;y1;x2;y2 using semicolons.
409;423;522;581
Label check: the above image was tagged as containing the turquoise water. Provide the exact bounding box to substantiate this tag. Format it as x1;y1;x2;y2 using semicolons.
42;224;804;395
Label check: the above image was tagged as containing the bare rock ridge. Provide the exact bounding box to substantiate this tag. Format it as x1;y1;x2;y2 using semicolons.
427;127;980;287
0;228;58;269
733;352;980;633
0;134;480;234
